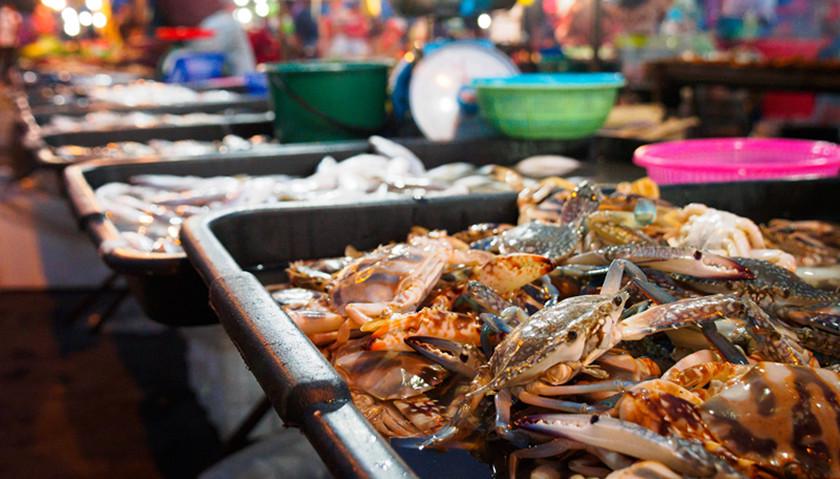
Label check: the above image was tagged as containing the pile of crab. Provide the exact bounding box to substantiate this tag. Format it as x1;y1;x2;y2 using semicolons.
268;178;840;479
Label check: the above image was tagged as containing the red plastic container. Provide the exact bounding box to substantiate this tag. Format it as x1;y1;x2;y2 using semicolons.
156;27;215;42
633;138;840;184
750;38;830;60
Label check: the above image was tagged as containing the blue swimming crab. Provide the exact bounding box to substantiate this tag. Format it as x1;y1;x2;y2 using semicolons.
473;181;602;261
414;257;803;448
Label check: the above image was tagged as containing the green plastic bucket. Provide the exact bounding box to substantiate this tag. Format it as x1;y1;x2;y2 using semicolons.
266;61;389;143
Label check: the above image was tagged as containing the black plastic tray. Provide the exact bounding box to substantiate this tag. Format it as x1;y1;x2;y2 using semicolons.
29;95;269;121
33;113;275;167
178;177;840;478
65;137;591;326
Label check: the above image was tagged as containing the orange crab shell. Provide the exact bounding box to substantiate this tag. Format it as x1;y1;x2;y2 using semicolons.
366;308;481;352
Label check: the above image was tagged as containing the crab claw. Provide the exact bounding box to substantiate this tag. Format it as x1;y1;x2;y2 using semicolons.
473;254;555;294
568;245;754;279
516;414;735;478
405;336;484;378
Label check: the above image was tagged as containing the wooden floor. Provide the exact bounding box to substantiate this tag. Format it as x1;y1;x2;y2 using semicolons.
0;291;222;478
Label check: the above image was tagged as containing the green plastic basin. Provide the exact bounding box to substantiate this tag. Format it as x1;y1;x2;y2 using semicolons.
473;73;625;140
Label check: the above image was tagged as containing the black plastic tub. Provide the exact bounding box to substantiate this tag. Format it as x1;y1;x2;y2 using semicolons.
178;177;840;478
33;113;275;167
65;137;591;326
29;95;269;121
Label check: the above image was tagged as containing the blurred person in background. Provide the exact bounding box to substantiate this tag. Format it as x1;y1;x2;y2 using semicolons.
715;0;777;43
192;2;257;74
619;0;673;36
30;3;57;37
0;0;21;85
291;0;319;58
813;0;840;126
249;22;282;63
375;17;406;58
155;0;256;75
552;0;672;46
112;0;150;42
323;0;371;58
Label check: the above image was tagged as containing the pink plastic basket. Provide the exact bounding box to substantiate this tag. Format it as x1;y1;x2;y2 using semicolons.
633;138;840;184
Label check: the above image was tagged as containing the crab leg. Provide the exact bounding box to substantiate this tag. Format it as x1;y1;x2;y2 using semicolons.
606;461;682;479
569;455;613;477
479;307;528;355
600;260;748;364
286;310;346;335
482;306;527;332
517;414;743;478
540;275;560;305
585;259;745;364
508;438;583;479
621;294;815;366
517;390;610;413
455;281;515;314
568;245;754;279
495;389;528;445
479;326;496;358
778;310;840;358
529;379;638;396
622;300;651;318
696;322;749;365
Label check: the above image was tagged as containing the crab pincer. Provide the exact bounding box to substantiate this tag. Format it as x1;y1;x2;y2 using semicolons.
404;336;485;378
516;414;744;478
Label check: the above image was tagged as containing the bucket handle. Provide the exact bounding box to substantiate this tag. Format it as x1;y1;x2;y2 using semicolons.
269;74;385;138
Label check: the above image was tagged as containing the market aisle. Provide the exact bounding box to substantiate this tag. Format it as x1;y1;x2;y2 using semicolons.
0;85;112;290
0;292;222;478
0;174;113;289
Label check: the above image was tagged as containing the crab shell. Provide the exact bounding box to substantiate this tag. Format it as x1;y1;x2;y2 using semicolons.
699;362;840;479
351;390;446;438
331;243;446;316
478;292;628;394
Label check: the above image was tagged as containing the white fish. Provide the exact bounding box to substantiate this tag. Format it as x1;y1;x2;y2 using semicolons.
369;136;425;176
516;155;581;178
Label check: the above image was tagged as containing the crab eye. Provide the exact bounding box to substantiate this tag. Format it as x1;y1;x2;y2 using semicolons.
459;352;469;363
612;296;623;306
694;250;703;260
567;330;578;341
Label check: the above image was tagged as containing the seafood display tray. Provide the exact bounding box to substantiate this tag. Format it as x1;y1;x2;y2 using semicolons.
28;95;269;121
65;137;590;326
178;177;840;478
32;113;275;167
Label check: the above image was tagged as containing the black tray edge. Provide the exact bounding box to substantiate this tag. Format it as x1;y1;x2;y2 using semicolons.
201;253;417;478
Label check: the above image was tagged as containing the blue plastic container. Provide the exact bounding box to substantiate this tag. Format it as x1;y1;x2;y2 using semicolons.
165;51;227;83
